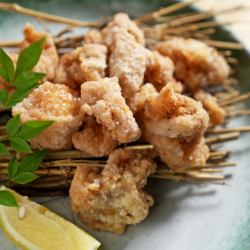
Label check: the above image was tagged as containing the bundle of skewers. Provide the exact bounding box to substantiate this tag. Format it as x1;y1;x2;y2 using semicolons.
0;0;250;200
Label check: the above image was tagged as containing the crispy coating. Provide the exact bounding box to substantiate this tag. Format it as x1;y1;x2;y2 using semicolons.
80;77;141;143
146;134;209;169
22;24;59;81
156;37;230;91
72;117;118;157
194;90;226;126
145;51;183;92
12;82;82;150
108;29;148;100
144;83;209;139
84;29;103;44
70;148;156;234
129;83;158;114
143;83;210;169
102;13;145;46
55;44;107;89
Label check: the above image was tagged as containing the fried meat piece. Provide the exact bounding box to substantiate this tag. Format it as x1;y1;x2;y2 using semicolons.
70;148;156;234
146;134;209;169
145;51;183;92
194;90;227;126
143;83;210;169
108;29;148;100
129;83;158;114
84;29;103;44
102;13;145;46
55;44;107;89
156;37;230;91
12;82;82;150
72;117;118;157
80;77;141;143
22;24;59;81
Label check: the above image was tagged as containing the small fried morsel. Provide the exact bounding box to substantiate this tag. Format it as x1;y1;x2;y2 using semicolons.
129;83;158;114
144;83;209;138
84;29;103;44
72;117;118;157
156;37;230;91
108;29;148;100
81;77;141;143
22;24;59;81
70;148;156;234
145;51;183;92
194;90;227;126
102;12;145;46
146;134;209;170
12;82;82;150
143;83;210;169
55;44;107;89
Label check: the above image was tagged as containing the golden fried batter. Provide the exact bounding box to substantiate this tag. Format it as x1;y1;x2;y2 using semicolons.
84;29;103;44
22;24;59;81
108;29;148;100
102;12;145;46
194;90;226;126
55;44;107;89
12;82;82;150
72;117;118;157
129;83;158;114
143;83;210;169
70;148;156;234
156;37;230;91
145;51;183;92
80;77;141;143
146;134;209;169
144;83;209;139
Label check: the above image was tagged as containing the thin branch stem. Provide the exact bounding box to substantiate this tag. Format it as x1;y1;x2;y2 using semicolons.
0;2;101;27
135;0;201;23
206;132;240;144
207;126;250;134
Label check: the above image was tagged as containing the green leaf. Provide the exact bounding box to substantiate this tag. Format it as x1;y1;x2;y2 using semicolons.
0;89;8;102
13;71;45;88
13;172;39;184
18;120;54;140
0;48;15;83
4;84;38;109
0;190;17;207
0;143;9;156
6;115;20;138
17;150;47;173
15;38;45;76
9;137;31;153
8;157;19;178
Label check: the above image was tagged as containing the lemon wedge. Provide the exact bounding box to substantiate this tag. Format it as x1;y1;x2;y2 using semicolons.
0;187;101;250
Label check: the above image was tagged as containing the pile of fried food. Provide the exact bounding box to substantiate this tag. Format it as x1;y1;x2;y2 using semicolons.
3;13;231;234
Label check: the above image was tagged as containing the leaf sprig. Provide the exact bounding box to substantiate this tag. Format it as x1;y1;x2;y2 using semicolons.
0;39;54;207
0;116;53;207
0;38;45;109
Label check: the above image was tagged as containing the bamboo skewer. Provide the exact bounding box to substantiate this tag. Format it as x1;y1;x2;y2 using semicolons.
0;2;101;27
220;92;250;107
206;132;240;144
0;40;21;48
202;40;243;50
228;110;250;117
208;126;250;134
55;26;73;38
135;0;201;23
162;21;231;34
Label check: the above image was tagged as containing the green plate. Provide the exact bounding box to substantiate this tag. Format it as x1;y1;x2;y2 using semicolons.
1;1;250;249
